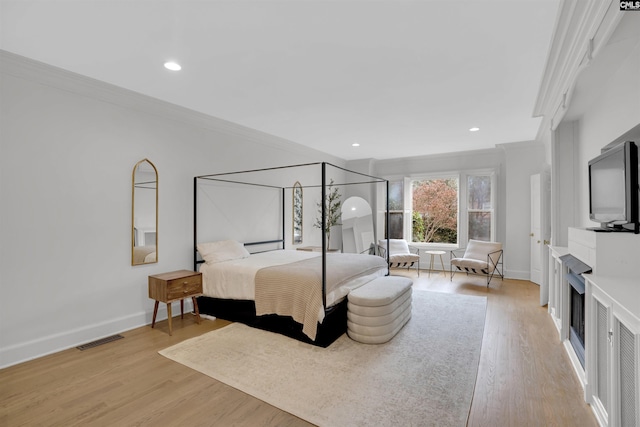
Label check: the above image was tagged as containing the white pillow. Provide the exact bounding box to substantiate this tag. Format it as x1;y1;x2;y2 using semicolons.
388;239;410;254
197;240;250;264
463;240;502;264
378;239;410;255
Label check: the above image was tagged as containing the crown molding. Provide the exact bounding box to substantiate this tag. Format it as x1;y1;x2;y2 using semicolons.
533;0;623;136
496;139;544;152
373;146;502;172
0;50;340;163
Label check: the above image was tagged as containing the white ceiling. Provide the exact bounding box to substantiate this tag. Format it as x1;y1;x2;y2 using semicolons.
0;0;560;160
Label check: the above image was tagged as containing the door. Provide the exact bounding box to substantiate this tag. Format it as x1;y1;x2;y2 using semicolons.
531;174;542;285
531;172;551;305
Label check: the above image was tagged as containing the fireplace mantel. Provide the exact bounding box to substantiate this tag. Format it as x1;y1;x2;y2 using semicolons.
567;227;640;277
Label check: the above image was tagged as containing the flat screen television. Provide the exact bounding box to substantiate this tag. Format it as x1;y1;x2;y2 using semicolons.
588;140;639;233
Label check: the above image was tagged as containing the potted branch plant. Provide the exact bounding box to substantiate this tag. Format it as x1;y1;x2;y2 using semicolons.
313;179;342;249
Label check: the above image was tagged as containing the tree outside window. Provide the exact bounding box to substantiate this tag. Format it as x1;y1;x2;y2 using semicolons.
411;178;458;244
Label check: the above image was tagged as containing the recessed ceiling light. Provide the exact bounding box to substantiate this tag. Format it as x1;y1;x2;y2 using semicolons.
164;61;182;71
352;143;360;147
469;127;480;132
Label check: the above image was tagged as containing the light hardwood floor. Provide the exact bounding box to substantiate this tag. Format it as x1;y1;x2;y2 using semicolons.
0;272;598;426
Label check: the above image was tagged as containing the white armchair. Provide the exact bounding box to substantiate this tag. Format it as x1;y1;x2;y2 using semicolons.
450;240;503;287
377;239;420;276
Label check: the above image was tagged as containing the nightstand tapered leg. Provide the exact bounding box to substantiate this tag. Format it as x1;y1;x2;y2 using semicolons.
192;297;201;324
151;301;159;328
167;303;173;336
180;299;184;319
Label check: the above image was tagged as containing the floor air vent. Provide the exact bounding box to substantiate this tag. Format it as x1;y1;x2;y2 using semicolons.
76;334;124;351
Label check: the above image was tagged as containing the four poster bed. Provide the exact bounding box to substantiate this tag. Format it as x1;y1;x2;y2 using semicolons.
193;162;390;347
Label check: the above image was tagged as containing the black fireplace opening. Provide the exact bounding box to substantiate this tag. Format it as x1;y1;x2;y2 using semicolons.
560;254;592;368
569;276;586;366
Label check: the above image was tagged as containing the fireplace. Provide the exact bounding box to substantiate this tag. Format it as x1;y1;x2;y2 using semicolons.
559;254;592;368
568;274;585;366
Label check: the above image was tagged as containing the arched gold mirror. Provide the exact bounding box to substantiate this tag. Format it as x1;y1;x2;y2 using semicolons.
132;159;158;265
292;181;303;244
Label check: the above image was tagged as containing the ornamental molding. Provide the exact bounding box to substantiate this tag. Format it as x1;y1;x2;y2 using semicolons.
533;0;623;135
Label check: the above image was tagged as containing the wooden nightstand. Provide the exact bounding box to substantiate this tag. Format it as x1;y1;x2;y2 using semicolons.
148;270;203;335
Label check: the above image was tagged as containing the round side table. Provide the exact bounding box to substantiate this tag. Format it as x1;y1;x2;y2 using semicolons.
425;250;446;277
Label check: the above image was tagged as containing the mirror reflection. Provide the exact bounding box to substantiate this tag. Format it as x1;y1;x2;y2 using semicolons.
341;196;374;254
132;159;158;265
292;181;303;244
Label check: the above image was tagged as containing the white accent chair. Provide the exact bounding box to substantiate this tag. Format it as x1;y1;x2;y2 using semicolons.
450;240;503;287
377;239;420;276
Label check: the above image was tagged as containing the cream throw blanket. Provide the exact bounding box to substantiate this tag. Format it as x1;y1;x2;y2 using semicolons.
255;253;387;340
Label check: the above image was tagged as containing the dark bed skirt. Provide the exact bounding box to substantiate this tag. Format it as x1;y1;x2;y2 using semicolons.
196;296;348;348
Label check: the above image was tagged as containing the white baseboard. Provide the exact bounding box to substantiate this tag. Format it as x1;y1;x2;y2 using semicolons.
0;300;194;369
505;269;530;280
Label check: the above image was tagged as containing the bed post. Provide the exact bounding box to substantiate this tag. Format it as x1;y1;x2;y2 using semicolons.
193;176;198;272
386;180;390;275
321;162;327;309
282;187;286;250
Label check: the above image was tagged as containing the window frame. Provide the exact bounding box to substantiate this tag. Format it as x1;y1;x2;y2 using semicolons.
406;174;460;246
383;179;405;240
397;168;496;249
466;171;496;243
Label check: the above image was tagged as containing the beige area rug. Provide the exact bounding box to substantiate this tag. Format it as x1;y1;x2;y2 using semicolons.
159;290;487;427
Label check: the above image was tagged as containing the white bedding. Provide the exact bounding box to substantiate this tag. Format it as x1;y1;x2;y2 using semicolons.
199;249;386;308
199;250;319;300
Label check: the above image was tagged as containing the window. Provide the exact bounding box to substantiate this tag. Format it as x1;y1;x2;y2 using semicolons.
387;181;404;239
411;177;458;244
467;175;493;241
388;170;495;246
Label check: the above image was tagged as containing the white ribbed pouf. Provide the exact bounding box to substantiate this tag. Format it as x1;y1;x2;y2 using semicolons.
347;276;413;344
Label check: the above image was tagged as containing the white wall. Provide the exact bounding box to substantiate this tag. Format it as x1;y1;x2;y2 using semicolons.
0;53;342;368
499;141;547;279
577;39;640;227
540;11;640;249
552;120;580;246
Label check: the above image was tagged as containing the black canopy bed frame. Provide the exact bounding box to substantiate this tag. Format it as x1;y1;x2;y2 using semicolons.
193;162;390;347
